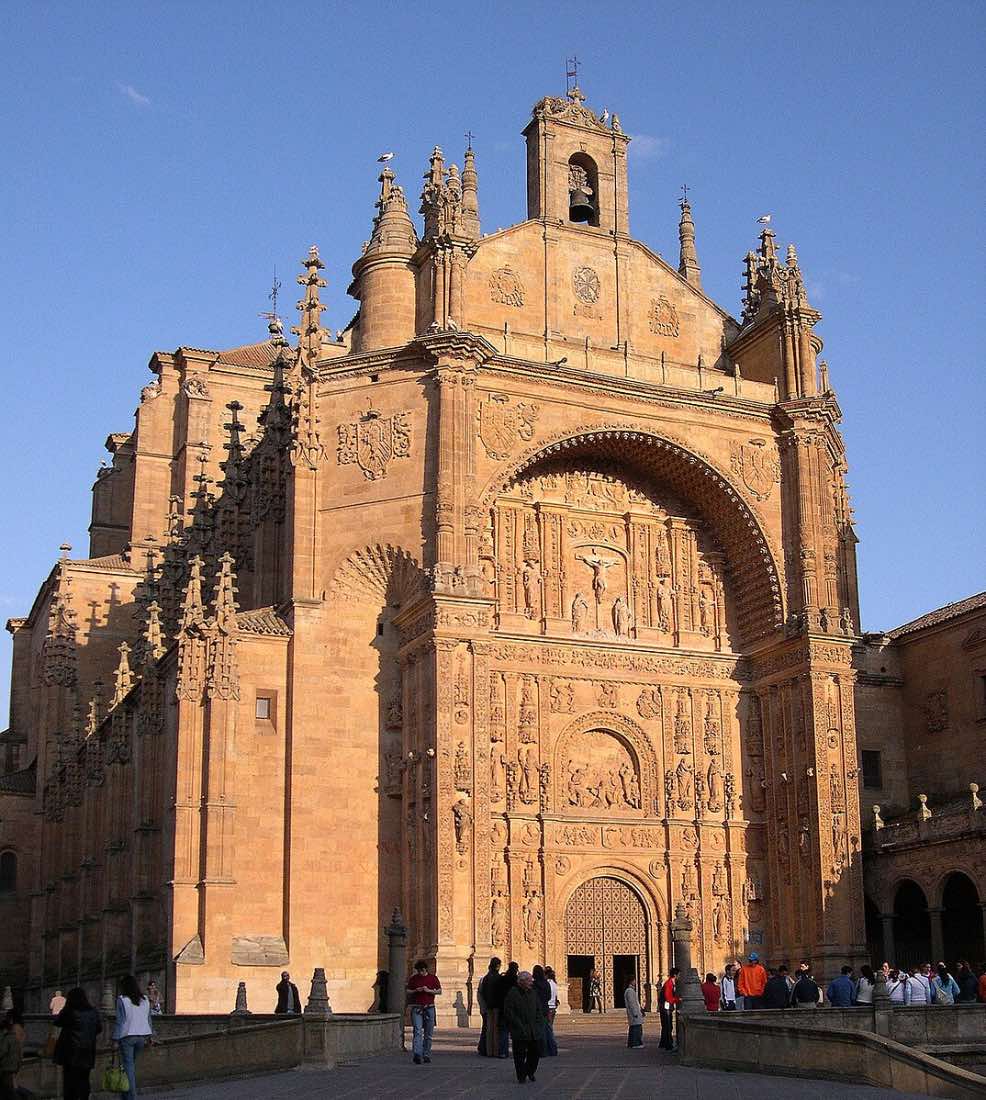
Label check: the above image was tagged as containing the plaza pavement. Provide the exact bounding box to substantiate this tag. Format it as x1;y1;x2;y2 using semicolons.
153;1017;932;1099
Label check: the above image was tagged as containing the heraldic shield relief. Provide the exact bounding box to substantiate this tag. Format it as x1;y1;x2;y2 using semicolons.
478;393;540;461
337;407;411;480
730;438;781;501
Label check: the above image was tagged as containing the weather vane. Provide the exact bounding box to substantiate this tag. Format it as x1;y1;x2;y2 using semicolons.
566;56;580;95
465;130;475;151
680;183;690;205
260;265;282;325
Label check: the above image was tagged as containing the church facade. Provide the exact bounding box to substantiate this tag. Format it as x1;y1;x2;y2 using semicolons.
1;86;980;1017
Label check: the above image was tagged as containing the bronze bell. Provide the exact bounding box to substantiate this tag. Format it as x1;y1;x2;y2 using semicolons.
569;185;594;223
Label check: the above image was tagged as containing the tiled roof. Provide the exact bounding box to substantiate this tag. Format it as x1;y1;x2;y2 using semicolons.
70;554;138;573
215;341;281;370
0;757;36;797
889;591;986;640
236;607;292;637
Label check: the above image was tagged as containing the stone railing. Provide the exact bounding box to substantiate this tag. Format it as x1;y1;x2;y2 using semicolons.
679;1011;986;1100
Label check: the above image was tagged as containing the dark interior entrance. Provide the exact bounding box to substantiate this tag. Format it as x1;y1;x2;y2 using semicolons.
612;954;639;1008
567;954;594;1012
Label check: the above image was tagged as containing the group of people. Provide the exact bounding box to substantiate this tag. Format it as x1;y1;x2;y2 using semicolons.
475;958;560;1083
0;975;157;1100
694;953;986;1013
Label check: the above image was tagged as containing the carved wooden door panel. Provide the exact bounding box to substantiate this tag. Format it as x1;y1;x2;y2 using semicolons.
564;877;648;1009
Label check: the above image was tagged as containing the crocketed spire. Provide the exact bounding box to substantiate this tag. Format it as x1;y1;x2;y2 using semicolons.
291;245;328;368
364;168;417;258
677;196;702;290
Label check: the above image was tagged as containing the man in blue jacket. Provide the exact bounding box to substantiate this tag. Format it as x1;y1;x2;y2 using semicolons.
826;966;857;1007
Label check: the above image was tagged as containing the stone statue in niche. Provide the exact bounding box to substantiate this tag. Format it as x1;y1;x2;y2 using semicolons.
571;592;589;632
746;763;766;813
713;896;729;943
656;579;673;632
523;892;542;947
612;596;632;637
491;886;508;947
706;757;723;811
673;695;691;754
521;561;541;618
454;741;470;790
549;680;574;713
680;860;696;899
518;745;537;804
452;798;472;854
699;590;714;636
831;812;846;868
565;730;640;811
490;746;505;803
675;758;693;810
597;681;618;708
575;550;618;604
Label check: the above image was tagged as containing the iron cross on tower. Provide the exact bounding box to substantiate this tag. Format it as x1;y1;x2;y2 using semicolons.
566;56;580;96
260;265;282;327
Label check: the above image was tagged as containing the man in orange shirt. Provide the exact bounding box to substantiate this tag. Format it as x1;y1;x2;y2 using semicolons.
736;952;768;1010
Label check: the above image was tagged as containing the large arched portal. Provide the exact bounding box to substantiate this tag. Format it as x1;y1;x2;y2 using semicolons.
894;880;931;969
941;872;984;966
564;876;649;1012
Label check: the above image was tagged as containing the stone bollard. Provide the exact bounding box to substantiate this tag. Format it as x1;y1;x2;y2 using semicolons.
230;980;251;1025
872;968;891;1037
0;986;12;1013
304;968;332;1017
385;908;408;1015
670;902;705;1017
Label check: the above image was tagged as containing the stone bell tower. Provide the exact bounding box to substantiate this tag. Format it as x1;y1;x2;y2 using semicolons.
523;86;630;234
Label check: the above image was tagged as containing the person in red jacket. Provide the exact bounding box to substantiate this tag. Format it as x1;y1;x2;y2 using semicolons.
736;953;768;1010
700;972;722;1013
658;967;680;1050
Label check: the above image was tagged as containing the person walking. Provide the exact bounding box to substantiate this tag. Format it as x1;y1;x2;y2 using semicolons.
532;966;556;1057
658;967;679;1050
503;971;545;1083
720;963;737;1010
274;971;301;1014
588;969;603;1013
492;961;519;1058
50;990;67;1016
826;965;857;1007
476;957;501;1057
53;987;102;1100
113;975;154;1100
736;953;767;1009
406;960;442;1064
624;976;645;1047
763;965;791;1009
855;965;875;1005
700;973;721;1013
792;968;820;1008
930;963;960;1005
544;966;560;1054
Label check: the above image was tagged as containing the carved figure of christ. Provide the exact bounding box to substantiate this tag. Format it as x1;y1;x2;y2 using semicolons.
575;550;619;630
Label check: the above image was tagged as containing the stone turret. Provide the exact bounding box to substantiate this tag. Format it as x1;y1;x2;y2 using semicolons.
460;147;480;240
349;168;418;352
677;197;702;289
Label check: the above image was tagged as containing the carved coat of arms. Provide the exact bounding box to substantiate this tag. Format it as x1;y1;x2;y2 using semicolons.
730;438;780;501
478;393;539;460
337;408;411;480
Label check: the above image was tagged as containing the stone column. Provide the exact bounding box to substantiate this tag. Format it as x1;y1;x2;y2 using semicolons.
670;903;704;1015
385;908;409;1015
304;968;332;1017
879;912;896;966
928;907;945;964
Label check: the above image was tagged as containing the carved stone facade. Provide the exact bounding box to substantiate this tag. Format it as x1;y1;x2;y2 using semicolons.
1;84;971;1021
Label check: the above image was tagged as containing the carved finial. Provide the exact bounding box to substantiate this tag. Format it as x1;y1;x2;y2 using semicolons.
144;601;165;665
678;192;702;290
179;557;206;633
971;783;982;812
291;244;328;369
85;681;104;737
213;553;239;634
819;360;831;392
872;804;884;831
111;642;134;708
917;793;932;820
59;542;72;559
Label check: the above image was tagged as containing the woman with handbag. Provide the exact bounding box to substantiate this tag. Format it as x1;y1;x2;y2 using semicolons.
112;975;153;1098
53;988;102;1100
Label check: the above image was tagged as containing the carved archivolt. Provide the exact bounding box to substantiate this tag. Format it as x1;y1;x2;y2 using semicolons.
328;543;426;607
552;710;658;816
478;427;784;645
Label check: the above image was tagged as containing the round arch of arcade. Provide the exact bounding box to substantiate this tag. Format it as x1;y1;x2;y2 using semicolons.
479;426;784;646
548;862;667;1013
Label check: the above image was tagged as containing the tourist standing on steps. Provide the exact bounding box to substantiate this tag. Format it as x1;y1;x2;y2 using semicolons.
930;963;960;1005
658;967;679;1050
503;971;545;1084
826;965;857;1007
476;957;501;1057
736;953;767;1009
53;987;102;1100
492;961;519;1058
113;974;154;1100
588;968;603;1013
855;965;875;1005
700;973;721;1013
406;960;442;1065
720;964;737;1010
532;966;557;1056
763;965;792;1009
274;971;301;1014
624;977;645;1047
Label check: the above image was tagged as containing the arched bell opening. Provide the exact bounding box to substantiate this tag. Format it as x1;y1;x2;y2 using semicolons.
941;871;984;968
568;153;600;226
893;879;931;970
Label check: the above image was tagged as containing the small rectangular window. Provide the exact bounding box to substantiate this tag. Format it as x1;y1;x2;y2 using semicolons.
861;750;882;790
255;696;272;721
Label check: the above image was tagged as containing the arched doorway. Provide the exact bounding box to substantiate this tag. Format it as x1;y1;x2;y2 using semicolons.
942;872;984;966
564;876;648;1012
864;894;882;964
894;880;931;969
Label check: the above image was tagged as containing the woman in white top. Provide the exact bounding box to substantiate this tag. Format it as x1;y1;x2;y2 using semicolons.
886;969;906;1004
855;965;875;1005
112;975;154;1099
624;978;645;1048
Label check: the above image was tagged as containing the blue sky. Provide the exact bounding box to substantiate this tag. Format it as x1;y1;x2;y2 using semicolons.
1;1;983;720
